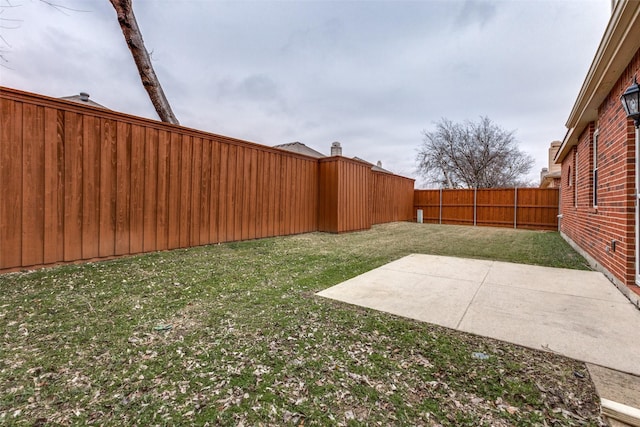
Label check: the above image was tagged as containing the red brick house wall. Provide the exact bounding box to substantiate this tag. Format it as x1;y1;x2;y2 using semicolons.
560;47;640;292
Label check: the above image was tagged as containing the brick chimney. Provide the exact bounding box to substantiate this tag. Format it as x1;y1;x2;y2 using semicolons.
540;167;549;182
331;141;342;156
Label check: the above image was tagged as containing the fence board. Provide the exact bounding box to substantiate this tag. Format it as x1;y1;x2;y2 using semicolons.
63;111;83;261
179;134;192;248
255;150;265;239
191;137;202;247
219;142;230;243
115;121;131;255
130;125;145;254
308;160;318;230
143;128;158;252
249;148;258;239
293;157;300;234
291;157;299;235
99;118;116;257
0;99;19;267
275;154;284;235
282;155;291;236
43;107;64;264
81;114;100;259
156;130;169;251
242;147;252;240
209;139;221;244
233;144;243;242
167;132;181;249
267;153;277;237
198;139;211;244
318;160;337;232
21;104;45;266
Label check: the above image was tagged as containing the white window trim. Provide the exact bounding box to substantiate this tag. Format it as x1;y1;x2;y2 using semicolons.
593;129;599;208
575;149;578;207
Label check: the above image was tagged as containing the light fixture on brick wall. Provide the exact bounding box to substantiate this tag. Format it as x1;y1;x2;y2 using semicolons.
621;76;640;127
622;76;640;287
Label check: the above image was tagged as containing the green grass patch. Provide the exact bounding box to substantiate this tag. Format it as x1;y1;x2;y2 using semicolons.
0;223;601;425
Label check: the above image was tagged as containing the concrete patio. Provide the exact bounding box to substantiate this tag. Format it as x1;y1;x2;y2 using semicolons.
317;254;640;376
318;254;640;424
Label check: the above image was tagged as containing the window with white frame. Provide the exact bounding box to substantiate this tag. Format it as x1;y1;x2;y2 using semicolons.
593;130;599;207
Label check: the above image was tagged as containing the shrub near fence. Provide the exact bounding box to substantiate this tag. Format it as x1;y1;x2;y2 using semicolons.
0;87;415;272
413;188;559;230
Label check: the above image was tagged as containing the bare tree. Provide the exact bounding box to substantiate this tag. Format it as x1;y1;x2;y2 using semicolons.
108;0;179;124
417;117;533;188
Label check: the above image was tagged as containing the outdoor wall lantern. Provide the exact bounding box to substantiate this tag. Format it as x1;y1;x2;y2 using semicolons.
621;76;640;127
622;76;640;288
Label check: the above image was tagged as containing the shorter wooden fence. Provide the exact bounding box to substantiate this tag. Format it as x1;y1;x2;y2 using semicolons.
413;188;559;230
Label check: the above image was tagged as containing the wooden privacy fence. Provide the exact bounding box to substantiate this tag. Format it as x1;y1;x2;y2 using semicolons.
0;87;415;272
413;188;559;230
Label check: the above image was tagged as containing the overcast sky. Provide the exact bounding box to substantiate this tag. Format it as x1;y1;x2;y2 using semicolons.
1;0;611;186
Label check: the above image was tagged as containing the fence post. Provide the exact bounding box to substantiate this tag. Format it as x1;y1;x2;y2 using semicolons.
439;188;442;224
514;187;518;229
473;187;477;226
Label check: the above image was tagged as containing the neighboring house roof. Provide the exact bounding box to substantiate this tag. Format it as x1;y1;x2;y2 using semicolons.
60;92;108;109
540;141;562;188
556;0;640;163
274;142;326;158
539;171;561;189
274;142;393;173
352;156;393;174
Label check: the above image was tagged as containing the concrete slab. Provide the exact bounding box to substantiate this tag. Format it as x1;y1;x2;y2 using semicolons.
318;266;481;329
484;261;626;302
316;254;640;376
459;282;640;374
383;254;494;283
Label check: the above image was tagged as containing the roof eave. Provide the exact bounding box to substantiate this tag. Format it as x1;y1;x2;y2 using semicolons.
556;0;640;164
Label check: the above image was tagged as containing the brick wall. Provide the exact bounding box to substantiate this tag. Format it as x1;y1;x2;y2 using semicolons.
560;47;640;289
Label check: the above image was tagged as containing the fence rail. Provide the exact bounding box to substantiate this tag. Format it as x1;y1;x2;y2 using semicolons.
413;188;559;230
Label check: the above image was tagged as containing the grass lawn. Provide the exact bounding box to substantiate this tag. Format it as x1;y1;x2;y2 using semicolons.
0;222;603;426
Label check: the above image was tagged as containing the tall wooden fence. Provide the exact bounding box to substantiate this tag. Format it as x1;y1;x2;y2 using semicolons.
413;188;559;230
0;87;415;272
371;171;415;225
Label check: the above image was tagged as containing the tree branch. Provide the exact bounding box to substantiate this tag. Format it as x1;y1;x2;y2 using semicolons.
108;0;179;124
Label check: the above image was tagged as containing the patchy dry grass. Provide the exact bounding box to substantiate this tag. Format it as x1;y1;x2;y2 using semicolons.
0;223;602;426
